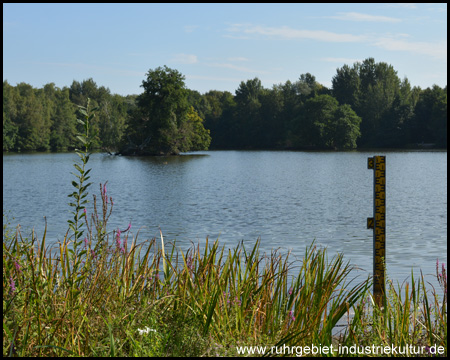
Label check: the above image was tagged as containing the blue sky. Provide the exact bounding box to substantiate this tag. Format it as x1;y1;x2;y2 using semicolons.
3;3;447;96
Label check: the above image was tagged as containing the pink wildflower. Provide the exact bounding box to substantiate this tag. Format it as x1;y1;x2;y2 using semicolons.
289;310;295;321
10;277;16;295
14;260;21;272
122;222;132;232
116;228;121;248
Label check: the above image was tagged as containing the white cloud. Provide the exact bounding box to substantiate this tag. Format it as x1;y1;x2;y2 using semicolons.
425;4;447;13
329;12;402;23
226;24;366;43
224;22;447;62
374;38;447;60
171;53;198;64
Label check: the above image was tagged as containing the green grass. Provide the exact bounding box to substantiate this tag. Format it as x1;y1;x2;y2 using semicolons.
3;206;447;356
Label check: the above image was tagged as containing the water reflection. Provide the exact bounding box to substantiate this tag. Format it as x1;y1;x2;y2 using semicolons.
122;153;209;164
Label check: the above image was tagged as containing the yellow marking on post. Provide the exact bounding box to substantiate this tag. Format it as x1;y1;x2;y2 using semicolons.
368;156;386;307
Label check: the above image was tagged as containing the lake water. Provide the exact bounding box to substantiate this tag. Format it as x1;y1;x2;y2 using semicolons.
3;150;447;293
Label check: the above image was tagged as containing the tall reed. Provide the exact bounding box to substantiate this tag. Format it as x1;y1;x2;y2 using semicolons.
343;267;447;356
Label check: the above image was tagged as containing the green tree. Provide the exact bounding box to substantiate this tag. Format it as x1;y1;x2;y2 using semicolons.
332;58;402;147
2;110;18;151
69;78;106;107
186;89;210;120
3;81;19;151
408;85;447;147
331;104;362;149
50;87;78;151
203;90;236;149
281;76;328;149
358;59;400;146
257;86;284;148
13;83;51;151
378;78;418;148
69;78;112;149
122;66;209;155
297;73;326;101
277;80;302;148
139;65;188;155
295;95;338;148
293;95;361;149
331;64;360;107
233;78;264;148
184;106;211;151
98;94;128;153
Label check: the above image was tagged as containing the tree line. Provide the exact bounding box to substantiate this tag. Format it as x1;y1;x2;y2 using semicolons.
3;58;447;154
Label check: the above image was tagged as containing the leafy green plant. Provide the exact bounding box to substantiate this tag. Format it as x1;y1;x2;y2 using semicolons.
68;98;97;249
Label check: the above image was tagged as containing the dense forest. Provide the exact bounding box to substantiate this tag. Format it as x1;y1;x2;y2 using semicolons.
3;58;447;154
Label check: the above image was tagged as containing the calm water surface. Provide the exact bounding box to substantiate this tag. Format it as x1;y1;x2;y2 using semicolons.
3;150;447;290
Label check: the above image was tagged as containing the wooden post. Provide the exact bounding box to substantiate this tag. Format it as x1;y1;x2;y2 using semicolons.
367;156;386;307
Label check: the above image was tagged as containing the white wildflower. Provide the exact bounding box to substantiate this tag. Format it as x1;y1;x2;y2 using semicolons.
137;326;157;335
